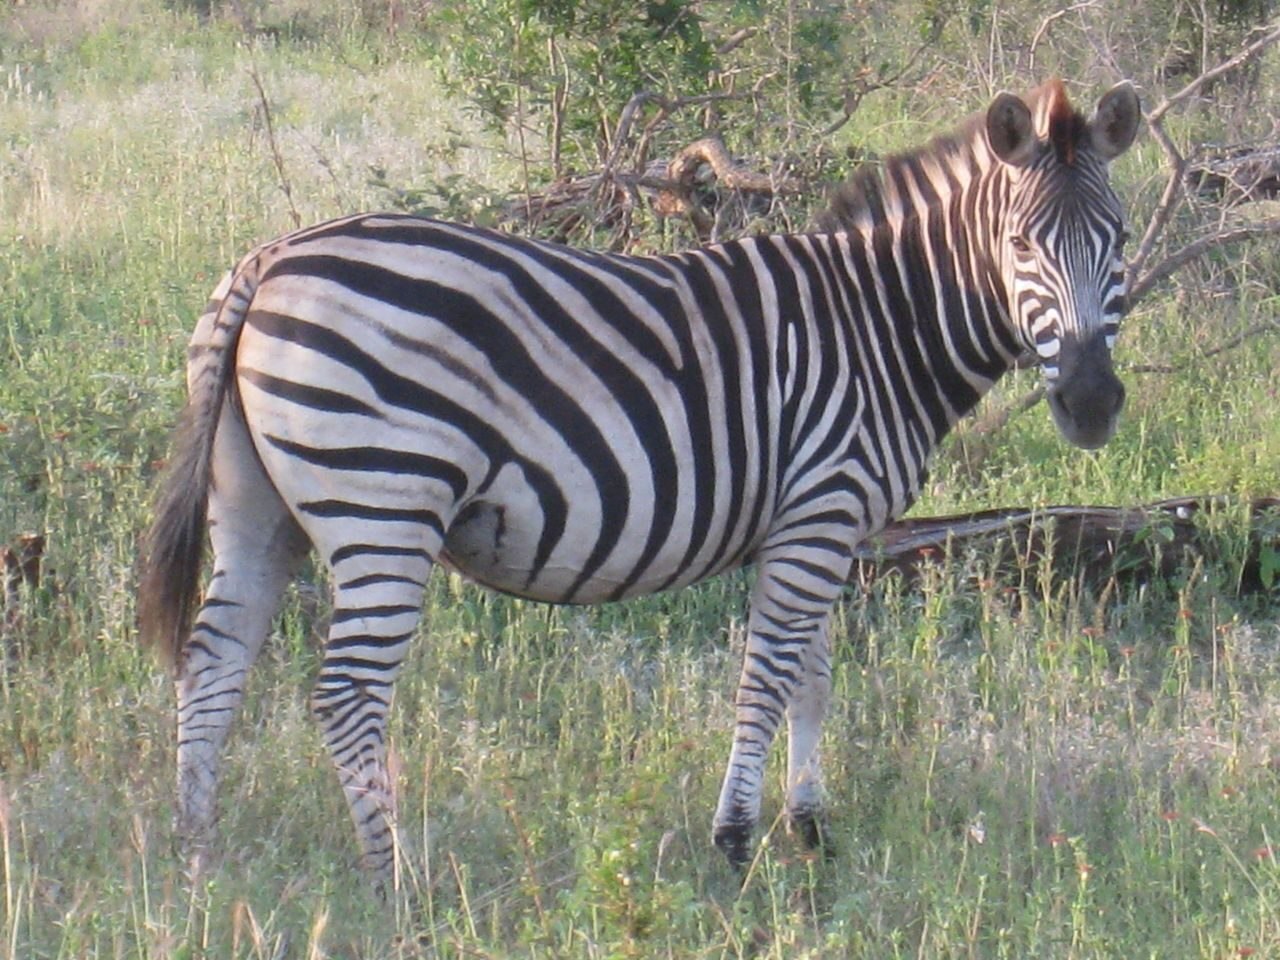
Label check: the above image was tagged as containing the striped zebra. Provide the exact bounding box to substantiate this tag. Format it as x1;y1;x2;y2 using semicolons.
139;78;1140;885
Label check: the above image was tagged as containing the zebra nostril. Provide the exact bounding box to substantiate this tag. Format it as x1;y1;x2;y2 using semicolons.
1048;387;1072;422
1111;380;1127;415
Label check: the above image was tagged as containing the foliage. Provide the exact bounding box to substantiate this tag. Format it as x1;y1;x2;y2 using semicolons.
433;0;715;174
422;1;960;246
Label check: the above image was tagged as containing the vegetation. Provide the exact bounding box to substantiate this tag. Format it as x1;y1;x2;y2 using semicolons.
1;0;1278;956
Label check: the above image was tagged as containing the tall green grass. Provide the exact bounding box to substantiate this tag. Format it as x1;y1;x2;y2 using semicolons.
1;2;1278;956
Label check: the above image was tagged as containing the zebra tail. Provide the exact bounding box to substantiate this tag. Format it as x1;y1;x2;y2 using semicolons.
138;259;260;674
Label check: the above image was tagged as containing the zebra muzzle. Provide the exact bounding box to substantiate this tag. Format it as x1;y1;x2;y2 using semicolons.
1046;333;1126;450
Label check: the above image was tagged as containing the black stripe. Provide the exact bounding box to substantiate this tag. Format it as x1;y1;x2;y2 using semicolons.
299;499;444;536
256;261;629;598
240;368;380;417
263;434;469;501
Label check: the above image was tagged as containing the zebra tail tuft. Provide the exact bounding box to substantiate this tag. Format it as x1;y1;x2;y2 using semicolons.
138;259;259;675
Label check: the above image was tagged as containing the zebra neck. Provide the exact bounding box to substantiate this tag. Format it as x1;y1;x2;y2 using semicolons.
823;130;1024;434
840;189;1021;442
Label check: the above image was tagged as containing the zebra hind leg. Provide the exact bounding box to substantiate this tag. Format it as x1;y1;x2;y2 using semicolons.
175;419;308;874
783;622;835;858
311;545;434;892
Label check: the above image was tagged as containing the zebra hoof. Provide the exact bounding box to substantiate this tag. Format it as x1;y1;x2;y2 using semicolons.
712;822;754;871
788;810;837;861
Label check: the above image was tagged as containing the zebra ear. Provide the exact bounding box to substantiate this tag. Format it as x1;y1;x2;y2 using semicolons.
986;92;1037;167
1090;81;1141;160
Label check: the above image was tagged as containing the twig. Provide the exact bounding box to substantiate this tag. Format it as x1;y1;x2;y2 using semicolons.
1127;317;1280;373
248;65;301;230
969;313;1279;442
603;90;750;176
968;385;1047;438
820;27;942;139
1028;2;1098;73
717;27;758;56
1146;21;1280;129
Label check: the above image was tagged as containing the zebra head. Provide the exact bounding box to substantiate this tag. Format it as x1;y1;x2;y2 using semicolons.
985;80;1141;449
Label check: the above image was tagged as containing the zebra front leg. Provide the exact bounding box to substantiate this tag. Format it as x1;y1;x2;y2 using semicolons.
311;550;431;890
784;622;833;854
711;545;849;870
712;552;842;868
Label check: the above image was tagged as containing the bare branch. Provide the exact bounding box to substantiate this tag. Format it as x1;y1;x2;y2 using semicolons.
969;385;1047;438
1127;128;1185;284
1028;1;1098;73
1129;217;1280;306
1127;21;1280;285
717;27;758;56
1146;20;1280;127
603;90;751;176
851;496;1280;597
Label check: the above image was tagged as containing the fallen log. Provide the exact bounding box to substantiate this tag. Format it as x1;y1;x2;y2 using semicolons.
851;497;1280;596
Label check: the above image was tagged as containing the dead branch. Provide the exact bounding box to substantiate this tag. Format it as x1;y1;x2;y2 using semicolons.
959;305;1278;451
603;90;751;178
1028;2;1099;74
503;133;789;246
1146;21;1280;129
650;136;780;238
1186;143;1280;204
852;496;1280;598
967;385;1046;438
717;27;759;57
1128;216;1280;306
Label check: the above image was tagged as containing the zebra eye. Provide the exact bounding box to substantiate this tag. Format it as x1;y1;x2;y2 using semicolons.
1009;235;1032;254
1114;229;1130;252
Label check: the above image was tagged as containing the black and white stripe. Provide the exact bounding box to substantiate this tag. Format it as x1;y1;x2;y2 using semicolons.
140;79;1140;884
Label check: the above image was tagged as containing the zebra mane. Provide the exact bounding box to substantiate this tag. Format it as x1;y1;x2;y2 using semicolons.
815;81;1089;233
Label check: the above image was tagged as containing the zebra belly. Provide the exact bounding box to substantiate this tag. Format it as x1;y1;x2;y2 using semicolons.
439;493;699;605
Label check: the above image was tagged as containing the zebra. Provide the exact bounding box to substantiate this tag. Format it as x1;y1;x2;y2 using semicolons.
139;78;1140;886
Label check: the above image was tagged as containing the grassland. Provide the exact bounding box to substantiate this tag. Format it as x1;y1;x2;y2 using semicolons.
1;2;1279;957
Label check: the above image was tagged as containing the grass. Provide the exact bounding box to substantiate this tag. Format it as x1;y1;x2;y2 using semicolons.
1;2;1279;956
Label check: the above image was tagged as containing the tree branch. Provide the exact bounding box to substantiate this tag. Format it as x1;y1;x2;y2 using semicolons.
1128;217;1280;306
1145;20;1280;128
603;90;751;177
1028;1;1098;73
1128;20;1280;283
